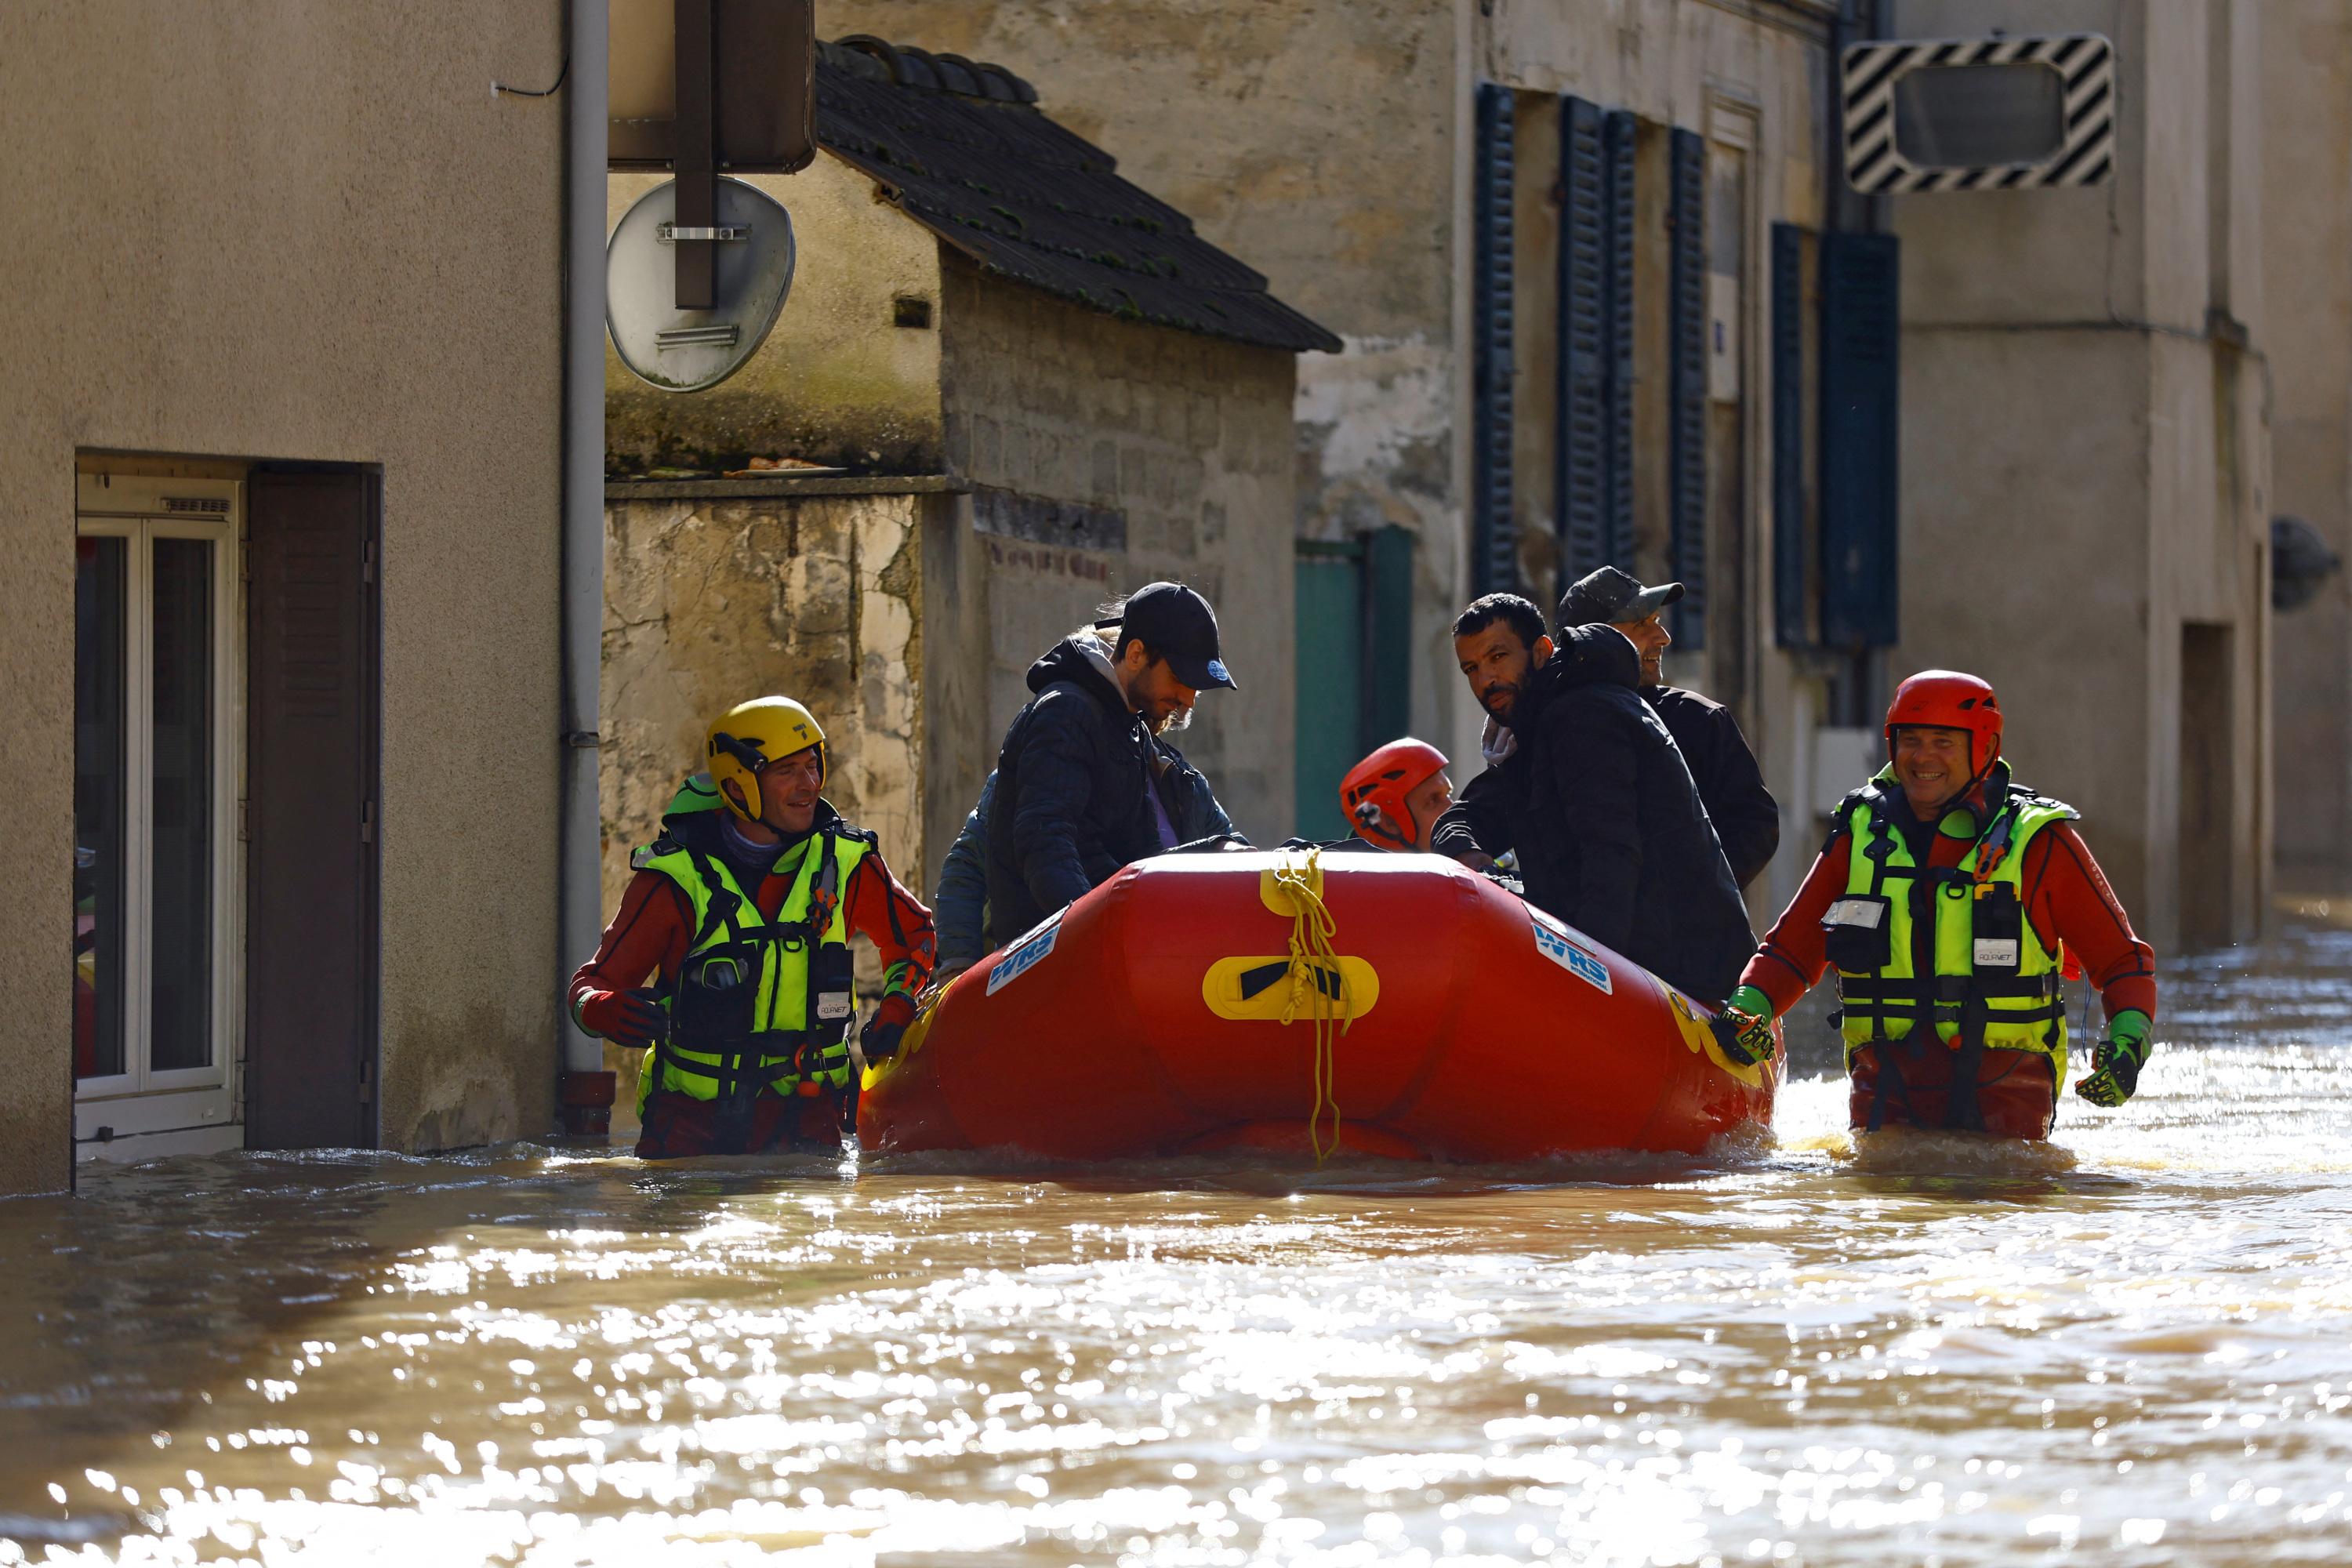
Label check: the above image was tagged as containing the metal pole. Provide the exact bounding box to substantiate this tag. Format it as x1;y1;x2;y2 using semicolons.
558;0;615;1136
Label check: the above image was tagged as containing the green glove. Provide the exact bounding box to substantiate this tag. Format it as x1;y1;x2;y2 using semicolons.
2075;1008;2152;1108
1709;984;1776;1067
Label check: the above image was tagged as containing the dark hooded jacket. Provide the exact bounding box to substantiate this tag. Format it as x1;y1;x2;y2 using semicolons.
1430;626;1752;1002
983;635;1227;946
1643;684;1780;890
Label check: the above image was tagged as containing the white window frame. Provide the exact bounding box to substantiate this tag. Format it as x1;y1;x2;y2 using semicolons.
73;473;245;1155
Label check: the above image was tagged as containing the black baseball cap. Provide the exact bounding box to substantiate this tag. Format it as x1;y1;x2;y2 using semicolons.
1096;582;1238;691
1558;565;1685;629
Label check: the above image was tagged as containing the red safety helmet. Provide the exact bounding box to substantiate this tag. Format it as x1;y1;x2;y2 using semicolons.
1340;739;1450;851
1884;670;2002;783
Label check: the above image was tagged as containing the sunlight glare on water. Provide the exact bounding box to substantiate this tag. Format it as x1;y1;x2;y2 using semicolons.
4;923;2352;1564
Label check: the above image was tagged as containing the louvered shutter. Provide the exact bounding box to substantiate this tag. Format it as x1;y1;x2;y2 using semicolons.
1770;222;1809;647
1601;111;1637;572
1668;128;1708;647
1819;230;1900;648
1556;97;1606;584
1472;84;1518;596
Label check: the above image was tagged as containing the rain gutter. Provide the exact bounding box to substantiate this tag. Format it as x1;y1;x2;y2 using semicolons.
557;0;615;1136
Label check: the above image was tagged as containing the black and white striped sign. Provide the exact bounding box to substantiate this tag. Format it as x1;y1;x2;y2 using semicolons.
1843;34;2114;194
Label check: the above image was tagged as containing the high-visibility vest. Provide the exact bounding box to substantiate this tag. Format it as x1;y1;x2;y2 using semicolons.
1825;767;2077;1081
629;823;870;1111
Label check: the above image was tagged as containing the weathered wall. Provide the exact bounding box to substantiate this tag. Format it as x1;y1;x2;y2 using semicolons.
938;257;1301;844
0;3;566;1192
605;156;946;474
599;481;942;1120
1891;0;2273;946
2260;0;2352;882
816;0;1465;749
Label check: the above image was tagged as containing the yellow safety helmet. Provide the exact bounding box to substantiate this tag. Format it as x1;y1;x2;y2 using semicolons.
706;695;827;823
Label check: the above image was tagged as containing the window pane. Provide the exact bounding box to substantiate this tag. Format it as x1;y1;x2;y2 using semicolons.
74;538;129;1080
151;537;215;1073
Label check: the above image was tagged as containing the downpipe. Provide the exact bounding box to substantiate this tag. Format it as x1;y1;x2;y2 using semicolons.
558;0;616;1136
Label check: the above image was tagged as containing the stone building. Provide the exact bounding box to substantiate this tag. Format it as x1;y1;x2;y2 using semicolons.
0;4;576;1192
599;38;1334;1117
821;0;1849;889
821;0;2285;948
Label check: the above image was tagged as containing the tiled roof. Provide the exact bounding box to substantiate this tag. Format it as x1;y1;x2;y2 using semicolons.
815;38;1341;355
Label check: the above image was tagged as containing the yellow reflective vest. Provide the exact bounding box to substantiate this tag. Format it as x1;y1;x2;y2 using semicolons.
1824;766;2077;1081
629;822;871;1111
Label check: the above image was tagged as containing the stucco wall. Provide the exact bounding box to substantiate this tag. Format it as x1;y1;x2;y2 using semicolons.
599;482;941;1122
937;257;1301;844
0;3;566;1192
605;156;946;474
1891;0;2273;946
2260;0;2352;880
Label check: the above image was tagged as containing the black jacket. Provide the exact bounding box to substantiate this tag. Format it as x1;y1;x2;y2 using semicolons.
983;636;1225;945
1643;684;1780;890
1430;626;1753;1003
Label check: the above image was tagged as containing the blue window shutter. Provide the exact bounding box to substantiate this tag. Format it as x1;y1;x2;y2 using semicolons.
1668;127;1708;648
1819;230;1900;648
1472;84;1517;597
1556;98;1606;586
1770;222;1809;648
1601;111;1637;571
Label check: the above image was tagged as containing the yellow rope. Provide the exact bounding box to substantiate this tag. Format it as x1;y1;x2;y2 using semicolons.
1269;848;1348;1163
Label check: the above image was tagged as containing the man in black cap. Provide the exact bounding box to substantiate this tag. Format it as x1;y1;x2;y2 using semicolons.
982;583;1241;946
1558;566;1780;891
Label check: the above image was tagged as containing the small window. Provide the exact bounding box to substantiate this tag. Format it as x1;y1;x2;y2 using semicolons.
1893;63;2065;169
893;296;933;329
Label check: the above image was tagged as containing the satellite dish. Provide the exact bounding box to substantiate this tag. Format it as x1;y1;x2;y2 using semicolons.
607;176;795;393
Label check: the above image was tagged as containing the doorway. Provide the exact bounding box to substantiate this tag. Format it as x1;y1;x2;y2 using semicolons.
71;464;381;1161
2177;621;2235;946
1292;528;1415;840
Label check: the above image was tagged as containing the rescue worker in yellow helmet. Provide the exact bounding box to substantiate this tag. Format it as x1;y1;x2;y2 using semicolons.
569;697;937;1157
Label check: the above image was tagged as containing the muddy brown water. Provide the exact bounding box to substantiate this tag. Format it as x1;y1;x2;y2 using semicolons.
5;921;2352;1565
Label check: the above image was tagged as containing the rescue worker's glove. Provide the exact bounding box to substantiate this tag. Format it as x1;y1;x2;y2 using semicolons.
576;987;663;1048
862;995;916;1065
1708;984;1776;1068
2075;1009;2153;1108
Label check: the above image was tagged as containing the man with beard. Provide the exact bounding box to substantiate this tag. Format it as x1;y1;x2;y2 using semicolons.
982;583;1241;948
1430;593;1751;1004
1556;566;1780;891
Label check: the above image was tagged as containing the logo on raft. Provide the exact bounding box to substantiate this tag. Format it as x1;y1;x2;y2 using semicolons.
1529;910;1613;994
1200;954;1381;1022
986;912;1064;996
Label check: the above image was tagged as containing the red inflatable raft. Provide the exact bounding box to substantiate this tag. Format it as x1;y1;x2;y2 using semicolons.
858;849;1779;1162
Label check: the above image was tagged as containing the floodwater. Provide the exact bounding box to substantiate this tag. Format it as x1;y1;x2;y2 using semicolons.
7;921;2352;1566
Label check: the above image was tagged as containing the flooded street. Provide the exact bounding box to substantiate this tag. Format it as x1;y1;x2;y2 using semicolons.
6;921;2352;1566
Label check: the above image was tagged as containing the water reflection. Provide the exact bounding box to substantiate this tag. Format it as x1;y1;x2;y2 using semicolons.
5;924;2351;1564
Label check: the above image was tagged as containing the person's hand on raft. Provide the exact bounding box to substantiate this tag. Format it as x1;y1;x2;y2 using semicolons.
578;987;663;1048
862;1014;906;1065
1451;849;1497;874
1708;985;1775;1067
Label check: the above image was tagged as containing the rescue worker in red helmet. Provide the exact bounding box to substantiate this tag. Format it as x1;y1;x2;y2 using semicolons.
1338;739;1454;853
568;697;937;1158
1711;671;2158;1139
